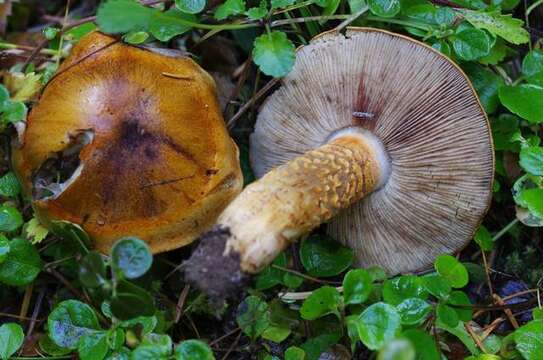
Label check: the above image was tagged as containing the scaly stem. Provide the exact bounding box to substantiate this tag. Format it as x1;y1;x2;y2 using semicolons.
219;128;389;273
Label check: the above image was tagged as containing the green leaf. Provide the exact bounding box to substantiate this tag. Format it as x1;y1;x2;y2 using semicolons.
236;295;270;341
24;217;49;244
131;345;168;359
254;252;287;290
174;340;215;360
48;300;101;349
0;85;9;105
111;280;155;320
253;31;295;77
377;339;415;360
299;234;354;277
97;0;157;34
401;329;440;360
436;303;459;327
43;26;60;40
436;317;479;355
1;101;27;123
148;9;195;42
78;331;108;360
396;298;432;326
262;326;291;343
348;0;367;13
119;315;157;334
520;147;543;175
368;0;400;17
499;84;543;124
214;0;246;20
39;335;71;356
300;286;341;320
79;251;107;288
271;0;295;8
462;9;529;45
300;333;341;360
519;188;543;219
0;323;24;360
368;266;388;282
422;273;451;299
356;302;401;351
343;269;373;305
108;328;125;351
65;23;98;42
479;38;508;65
523;50;543;86
140;334;172;355
431;40;451;57
0;237;42;286
175;0;206;14
124;31;149;44
452;27;492;61
111;237;152;279
0;172;20;197
474;225;493;251
383;275;427;305
0;234;8;263
269;299;300;330
246;1;268;20
0;205;23;232
435;254;469;288
285;346;305;360
463;63;504;113
447;291;472;322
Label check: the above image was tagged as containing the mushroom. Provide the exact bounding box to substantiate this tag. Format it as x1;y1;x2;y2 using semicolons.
12;32;243;253
185;27;494;297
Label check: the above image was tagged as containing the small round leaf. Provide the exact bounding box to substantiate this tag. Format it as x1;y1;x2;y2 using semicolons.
300;286;341;320
175;340;215;360
299;234;354;277
435;255;469;288
0;323;24;360
111;237;152;279
356;302;401;351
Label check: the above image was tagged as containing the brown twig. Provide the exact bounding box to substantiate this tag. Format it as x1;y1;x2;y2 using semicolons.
19;284;33;319
493;294;520;329
175;284;191;323
26;288;45;338
220;329;242;360
210;327;241;346
271;264;342;285
465;322;487;353
227;78;279;129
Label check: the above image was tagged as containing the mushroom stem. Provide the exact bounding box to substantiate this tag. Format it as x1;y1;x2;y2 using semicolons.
220;127;390;273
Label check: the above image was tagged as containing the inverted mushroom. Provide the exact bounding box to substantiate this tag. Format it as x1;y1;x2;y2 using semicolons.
12;32;243;253
185;27;494;297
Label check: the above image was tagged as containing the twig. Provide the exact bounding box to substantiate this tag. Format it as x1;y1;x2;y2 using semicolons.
26;288;45;338
227;78;279;129
19;284;33;319
175;284;190;323
210;327;241;346
220;329;242;360
272;264;341;285
22;38;49;72
0;312;36;321
481;250;494;300
465;322;487;353
493;294;520;329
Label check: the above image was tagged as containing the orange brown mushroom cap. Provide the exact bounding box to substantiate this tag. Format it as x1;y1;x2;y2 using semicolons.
185;27;493;298
12;32;243;254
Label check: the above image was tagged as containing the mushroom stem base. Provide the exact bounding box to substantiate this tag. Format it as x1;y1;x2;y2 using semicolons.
221;128;388;273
